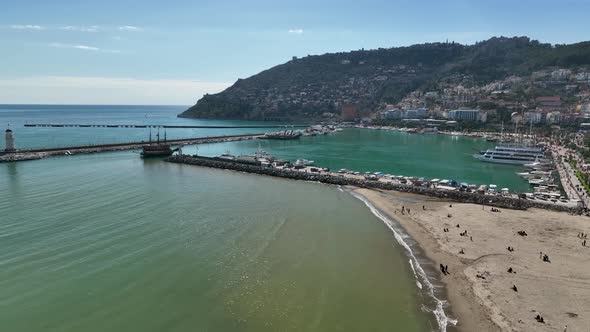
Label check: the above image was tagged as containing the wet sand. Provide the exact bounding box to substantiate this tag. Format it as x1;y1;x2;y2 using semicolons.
352;187;590;332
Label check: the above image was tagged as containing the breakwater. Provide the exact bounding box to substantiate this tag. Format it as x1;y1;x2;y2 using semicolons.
167;155;584;214
24;123;307;129
0;134;263;163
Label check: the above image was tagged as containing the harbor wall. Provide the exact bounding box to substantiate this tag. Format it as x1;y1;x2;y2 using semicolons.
0;134;263;163
167;155;584;214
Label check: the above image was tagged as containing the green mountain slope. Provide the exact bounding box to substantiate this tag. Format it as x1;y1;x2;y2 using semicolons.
179;37;590;120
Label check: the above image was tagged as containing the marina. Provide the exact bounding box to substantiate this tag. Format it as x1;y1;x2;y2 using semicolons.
2;120;572;203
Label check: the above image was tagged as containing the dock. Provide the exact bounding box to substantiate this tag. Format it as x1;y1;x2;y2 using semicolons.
23;124;307;129
0;133;264;162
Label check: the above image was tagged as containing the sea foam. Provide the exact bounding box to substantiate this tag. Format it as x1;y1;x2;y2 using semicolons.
349;190;458;332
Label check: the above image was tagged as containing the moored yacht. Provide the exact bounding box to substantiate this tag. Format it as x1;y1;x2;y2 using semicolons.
294;158;314;166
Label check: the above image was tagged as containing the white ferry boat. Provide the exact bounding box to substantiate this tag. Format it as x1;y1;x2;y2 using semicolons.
473;144;546;165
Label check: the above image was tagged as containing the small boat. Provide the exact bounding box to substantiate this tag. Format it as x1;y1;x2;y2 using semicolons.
294;158;314;166
529;177;553;186
478;185;487;193
217;151;236;161
488;184;498;194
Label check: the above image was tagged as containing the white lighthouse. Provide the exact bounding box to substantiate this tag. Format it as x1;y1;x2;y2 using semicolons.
5;128;15;152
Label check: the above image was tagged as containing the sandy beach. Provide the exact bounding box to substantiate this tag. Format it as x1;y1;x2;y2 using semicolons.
352;187;590;332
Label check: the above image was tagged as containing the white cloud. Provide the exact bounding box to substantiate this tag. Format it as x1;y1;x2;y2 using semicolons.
10;24;45;30
288;29;304;34
49;42;120;53
118;25;143;31
60;25;100;32
0;76;230;105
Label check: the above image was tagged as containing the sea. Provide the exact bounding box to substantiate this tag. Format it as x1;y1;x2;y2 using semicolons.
0;104;529;332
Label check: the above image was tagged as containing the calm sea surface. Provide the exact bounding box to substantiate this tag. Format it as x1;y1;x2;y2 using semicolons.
0;104;280;149
0;154;433;332
0;105;527;331
188;128;529;192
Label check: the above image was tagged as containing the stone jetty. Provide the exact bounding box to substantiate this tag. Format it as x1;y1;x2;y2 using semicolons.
167;155;584;214
0;134;263;163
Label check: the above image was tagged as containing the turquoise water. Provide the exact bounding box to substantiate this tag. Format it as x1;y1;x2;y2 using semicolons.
188;129;530;192
0;152;434;331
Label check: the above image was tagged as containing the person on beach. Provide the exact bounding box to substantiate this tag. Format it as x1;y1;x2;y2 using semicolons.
512;285;518;292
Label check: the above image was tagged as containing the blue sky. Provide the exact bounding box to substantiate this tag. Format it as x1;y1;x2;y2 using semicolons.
1;0;589;104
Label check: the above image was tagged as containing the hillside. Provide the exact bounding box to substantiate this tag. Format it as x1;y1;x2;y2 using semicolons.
178;37;590;121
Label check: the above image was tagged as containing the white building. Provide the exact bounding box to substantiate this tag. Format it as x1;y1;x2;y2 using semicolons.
447;109;484;122
523;111;543;124
546;112;561;124
404;108;428;119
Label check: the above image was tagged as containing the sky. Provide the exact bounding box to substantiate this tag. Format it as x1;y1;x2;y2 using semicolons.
0;0;589;105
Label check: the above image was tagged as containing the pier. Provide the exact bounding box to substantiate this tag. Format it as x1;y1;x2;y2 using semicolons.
166;155;584;214
0;133;264;162
23;123;307;129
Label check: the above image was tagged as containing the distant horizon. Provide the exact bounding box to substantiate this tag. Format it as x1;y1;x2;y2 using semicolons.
0;103;191;107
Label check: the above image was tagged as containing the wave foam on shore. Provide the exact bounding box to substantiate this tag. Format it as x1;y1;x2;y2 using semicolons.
349;190;458;332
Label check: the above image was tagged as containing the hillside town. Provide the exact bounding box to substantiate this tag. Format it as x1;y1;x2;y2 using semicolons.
366;67;590;127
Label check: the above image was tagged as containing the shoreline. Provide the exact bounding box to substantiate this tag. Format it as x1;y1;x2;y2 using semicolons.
352;187;590;332
346;188;458;332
